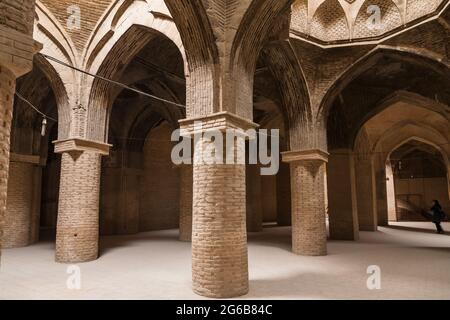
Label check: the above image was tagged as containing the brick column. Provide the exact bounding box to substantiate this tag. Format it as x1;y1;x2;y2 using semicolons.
386;161;397;221
179;164;193;241
375;158;389;227
0;68;16;253
282;150;328;256
3;154;41;248
0;3;40;262
276;162;291;226
355;157;378;231
30;164;43;243
180;112;256;298
327;150;359;240
54;139;110;263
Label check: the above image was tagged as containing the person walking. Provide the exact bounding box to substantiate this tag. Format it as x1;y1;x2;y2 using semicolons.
430;200;446;234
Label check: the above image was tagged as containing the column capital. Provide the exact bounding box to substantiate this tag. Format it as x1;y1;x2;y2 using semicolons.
179;111;258;137
0;25;42;77
53;138;112;155
282;149;329;163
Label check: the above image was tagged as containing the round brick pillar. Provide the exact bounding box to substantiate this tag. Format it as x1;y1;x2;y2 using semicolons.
179;164;193;242
183;114;253;298
56;151;102;263
283;150;328;256
0;66;15;255
3;162;34;248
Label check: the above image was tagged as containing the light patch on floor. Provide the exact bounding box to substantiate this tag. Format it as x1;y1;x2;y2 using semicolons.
1;222;449;300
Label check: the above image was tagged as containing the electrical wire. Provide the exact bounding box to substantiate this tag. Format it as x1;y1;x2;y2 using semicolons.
14;92;58;122
41;54;186;109
14;55;450;155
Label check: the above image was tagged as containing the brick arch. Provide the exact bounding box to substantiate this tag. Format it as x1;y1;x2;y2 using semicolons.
310;0;350;42
34;1;77;139
261;41;313;151
352;92;450;155
385;136;450;169
125;106;179;153
229;0;293;119
353;0;402;39
85;24;184;143
318;46;450;121
352;102;450;180
39;0;115;53
164;0;219;118
353;113;450;227
373;122;450;164
380;132;450;220
349;91;450;149
83;0;186;72
113;80;184;152
12;65;55;154
33;55;69;138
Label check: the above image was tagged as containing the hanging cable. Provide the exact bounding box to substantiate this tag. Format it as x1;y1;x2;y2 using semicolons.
14;92;58;123
14;92;57;137
41;54;186;109
15;87;450;151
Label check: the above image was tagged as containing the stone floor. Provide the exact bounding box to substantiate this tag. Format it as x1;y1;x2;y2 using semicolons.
1;222;449;300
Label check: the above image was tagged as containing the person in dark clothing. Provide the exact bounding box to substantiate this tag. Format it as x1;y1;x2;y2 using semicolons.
430;200;446;234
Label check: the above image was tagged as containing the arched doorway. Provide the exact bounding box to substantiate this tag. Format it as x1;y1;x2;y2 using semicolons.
98;29;186;239
3;58;60;248
326;49;450;237
388;140;450;221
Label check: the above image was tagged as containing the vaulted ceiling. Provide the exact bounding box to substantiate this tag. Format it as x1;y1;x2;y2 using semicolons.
291;0;448;44
39;0;114;51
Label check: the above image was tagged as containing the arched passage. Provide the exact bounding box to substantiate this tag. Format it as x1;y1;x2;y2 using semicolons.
325;47;450;238
94;25;186;242
3;57;61;248
387;139;450;221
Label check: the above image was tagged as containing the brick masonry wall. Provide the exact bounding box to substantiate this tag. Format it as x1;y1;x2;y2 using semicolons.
276;162;292;226
290;159;327;256
261;174;277;223
192;134;249;298
355;158;378;231
39;0;113;52
0;66;15;260
246;164;263;232
56;151;101;263
3;161;34;248
140;123;180;232
100;167;140;235
327;150;359;240
179;164;193;241
30;166;42;243
0;0;35;36
40;155;60;230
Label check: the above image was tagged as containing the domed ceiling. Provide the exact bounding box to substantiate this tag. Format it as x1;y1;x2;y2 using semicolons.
291;0;448;44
